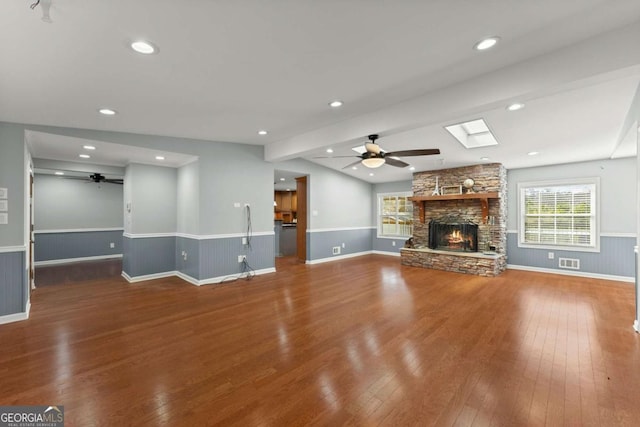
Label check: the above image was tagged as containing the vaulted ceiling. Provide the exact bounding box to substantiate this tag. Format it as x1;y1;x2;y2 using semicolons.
2;1;639;183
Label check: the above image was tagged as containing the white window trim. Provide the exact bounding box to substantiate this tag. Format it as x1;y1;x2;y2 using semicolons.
377;191;413;239
517;177;600;253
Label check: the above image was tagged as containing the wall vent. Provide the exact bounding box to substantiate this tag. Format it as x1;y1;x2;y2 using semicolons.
559;258;580;270
332;246;341;255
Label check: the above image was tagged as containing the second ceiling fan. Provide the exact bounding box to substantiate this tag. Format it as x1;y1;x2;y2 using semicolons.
320;134;440;169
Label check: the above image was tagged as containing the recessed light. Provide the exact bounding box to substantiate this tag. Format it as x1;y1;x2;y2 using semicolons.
527;151;539;156
369;173;374;176
280;178;285;181
83;145;96;150
98;108;117;116
54;171;64;176
258;130;268;135
329;100;343;108
480;157;490;161
474;36;500;51
409;166;415;171
506;103;525;111
326;148;334;153
155;156;165;160
351;166;357;170
79;154;90;159
130;40;157;55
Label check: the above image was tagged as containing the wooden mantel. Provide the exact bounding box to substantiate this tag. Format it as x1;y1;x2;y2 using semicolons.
409;192;500;224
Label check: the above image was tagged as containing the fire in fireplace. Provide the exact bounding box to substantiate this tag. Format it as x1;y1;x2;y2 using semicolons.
428;220;478;252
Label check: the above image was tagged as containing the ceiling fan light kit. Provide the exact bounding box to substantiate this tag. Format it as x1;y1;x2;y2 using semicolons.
362;157;386;168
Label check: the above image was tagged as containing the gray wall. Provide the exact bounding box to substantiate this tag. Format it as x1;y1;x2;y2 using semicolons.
177;161;199;235
0;123;27;317
0;251;25;316
123;236;175;278
35;230;123;262
127;163;177;234
34;173;123;230
0;123;25;247
308;228;374;261
507;158;636;232
507;157;636;278
196;143;273;235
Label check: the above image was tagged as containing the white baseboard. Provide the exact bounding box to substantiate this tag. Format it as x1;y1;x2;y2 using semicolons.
35;254;122;267
372;250;401;257
175;271;199;285
123;267;277;286
507;264;634;283
306;251;373;265
0;301;30;325
193;267;277;286
121;270;176;283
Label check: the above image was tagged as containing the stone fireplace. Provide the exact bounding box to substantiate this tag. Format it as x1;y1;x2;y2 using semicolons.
400;163;507;276
429;220;478;252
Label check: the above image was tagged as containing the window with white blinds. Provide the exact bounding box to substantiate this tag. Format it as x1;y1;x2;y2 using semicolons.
378;192;413;238
518;178;599;252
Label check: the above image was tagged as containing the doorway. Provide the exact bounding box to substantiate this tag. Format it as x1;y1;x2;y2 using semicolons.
274;170;307;263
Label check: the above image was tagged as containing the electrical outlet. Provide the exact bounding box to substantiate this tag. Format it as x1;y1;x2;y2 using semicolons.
332;246;341;255
238;255;246;263
109;242;115;248
548;252;554;259
392;241;396;247
233;202;241;208
183;251;187;261
342;242;345;249
242;237;247;245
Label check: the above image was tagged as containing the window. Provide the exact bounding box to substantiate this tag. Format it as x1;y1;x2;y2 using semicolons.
518;178;599;252
378;192;413;238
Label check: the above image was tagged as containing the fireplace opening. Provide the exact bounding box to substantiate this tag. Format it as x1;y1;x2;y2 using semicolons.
428;220;478;252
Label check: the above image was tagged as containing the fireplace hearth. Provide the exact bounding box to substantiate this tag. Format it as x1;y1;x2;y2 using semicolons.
428;220;478;252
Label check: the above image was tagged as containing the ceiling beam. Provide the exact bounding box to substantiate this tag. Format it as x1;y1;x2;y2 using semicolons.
265;23;640;162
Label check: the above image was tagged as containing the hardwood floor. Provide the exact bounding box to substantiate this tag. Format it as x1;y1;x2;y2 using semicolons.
1;255;639;426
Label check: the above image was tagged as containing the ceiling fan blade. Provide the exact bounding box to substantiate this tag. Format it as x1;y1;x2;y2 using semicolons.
384;157;410;168
342;160;363;170
386;148;440;157
62;176;90;180
313;155;358;159
105;179;124;184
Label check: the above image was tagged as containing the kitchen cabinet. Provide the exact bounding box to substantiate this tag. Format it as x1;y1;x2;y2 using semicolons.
274;191;297;221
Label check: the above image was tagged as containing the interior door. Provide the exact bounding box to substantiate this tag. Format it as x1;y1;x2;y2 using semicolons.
295;176;307;263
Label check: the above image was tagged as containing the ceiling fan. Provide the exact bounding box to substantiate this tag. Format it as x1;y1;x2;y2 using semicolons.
317;134;440;169
65;173;124;185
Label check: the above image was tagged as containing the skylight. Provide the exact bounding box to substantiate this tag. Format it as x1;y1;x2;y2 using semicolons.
351;145;367;155
444;118;498;149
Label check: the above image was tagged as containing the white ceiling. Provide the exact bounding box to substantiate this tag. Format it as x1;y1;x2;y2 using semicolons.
2;1;640;183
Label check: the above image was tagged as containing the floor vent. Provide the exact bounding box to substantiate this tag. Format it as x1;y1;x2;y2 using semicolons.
559;258;580;270
332;246;341;255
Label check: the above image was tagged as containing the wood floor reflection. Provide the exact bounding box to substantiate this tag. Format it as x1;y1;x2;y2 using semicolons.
1;255;639;426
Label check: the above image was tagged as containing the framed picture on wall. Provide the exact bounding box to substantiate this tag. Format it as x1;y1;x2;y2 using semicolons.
440;185;462;195
0;188;7;199
0;200;7;211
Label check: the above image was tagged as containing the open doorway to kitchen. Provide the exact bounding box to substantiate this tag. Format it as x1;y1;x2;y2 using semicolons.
274;170;307;263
